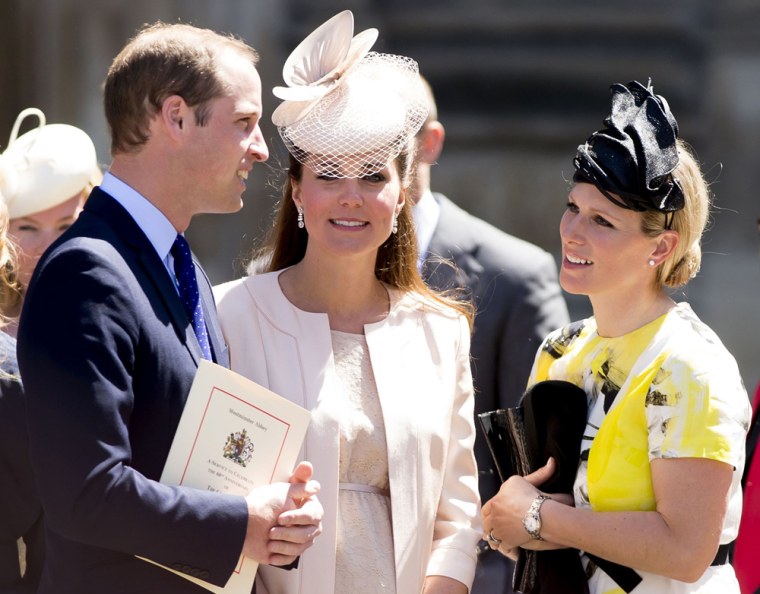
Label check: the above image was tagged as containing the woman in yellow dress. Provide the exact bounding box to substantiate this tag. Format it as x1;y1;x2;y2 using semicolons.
481;80;750;594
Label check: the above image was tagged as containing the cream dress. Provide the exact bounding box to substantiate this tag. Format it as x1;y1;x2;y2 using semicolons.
331;330;395;593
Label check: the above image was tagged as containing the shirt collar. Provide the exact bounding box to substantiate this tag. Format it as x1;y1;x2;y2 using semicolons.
100;171;178;265
412;189;441;269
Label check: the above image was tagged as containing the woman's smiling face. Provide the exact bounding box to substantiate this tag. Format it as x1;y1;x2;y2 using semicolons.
292;157;404;264
559;182;662;299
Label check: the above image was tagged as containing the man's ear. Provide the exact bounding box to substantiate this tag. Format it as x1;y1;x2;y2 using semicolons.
417;121;445;165
160;95;188;139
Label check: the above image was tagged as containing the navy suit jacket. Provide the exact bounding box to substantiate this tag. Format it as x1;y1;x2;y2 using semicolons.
17;188;248;593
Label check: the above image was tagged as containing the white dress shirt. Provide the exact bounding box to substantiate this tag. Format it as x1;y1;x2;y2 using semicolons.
411;189;440;271
100;172;181;285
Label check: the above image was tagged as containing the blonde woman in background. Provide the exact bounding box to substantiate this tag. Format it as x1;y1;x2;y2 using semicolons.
0;182;42;592
0;108;101;336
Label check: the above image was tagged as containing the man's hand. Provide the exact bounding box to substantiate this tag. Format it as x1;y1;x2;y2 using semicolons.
243;461;323;566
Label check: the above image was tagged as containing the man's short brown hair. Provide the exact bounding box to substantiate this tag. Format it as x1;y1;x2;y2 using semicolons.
104;22;259;155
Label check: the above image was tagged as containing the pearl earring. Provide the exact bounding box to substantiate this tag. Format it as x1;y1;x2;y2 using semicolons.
391;214;398;234
297;207;304;229
648;259;655;267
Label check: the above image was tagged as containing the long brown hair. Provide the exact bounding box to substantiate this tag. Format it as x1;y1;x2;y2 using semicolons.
252;151;474;328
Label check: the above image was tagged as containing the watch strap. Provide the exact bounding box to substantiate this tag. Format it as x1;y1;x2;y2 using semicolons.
523;494;549;540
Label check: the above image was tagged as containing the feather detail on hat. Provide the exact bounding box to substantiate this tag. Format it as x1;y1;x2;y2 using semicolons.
272;11;429;179
1;108;98;219
272;10;378;126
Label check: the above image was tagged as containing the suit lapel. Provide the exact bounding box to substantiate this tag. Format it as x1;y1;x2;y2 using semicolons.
85;189;204;366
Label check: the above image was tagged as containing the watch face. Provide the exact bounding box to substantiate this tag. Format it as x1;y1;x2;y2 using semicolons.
524;514;540;534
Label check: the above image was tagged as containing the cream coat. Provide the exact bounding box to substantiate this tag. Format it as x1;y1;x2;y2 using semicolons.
214;271;481;594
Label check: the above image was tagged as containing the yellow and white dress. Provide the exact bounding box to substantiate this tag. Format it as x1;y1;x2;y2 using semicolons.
529;302;750;594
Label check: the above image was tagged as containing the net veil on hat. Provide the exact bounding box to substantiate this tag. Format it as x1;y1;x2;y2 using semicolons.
0;107;98;219
272;10;429;179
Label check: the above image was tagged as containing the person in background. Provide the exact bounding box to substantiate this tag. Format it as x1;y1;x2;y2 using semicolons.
16;21;322;594
0;185;41;593
215;11;481;594
481;80;750;594
411;77;569;594
0;107;102;337
733;381;760;594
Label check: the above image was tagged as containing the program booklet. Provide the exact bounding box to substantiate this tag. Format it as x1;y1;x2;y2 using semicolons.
140;359;311;593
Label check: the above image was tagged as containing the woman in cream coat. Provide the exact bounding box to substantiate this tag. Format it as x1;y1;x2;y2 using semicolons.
215;11;480;594
215;272;479;594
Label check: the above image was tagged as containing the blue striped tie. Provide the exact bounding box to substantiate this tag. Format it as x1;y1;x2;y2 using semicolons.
171;234;212;360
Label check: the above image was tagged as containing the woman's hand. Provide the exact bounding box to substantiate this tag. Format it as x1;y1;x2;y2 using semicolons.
481;458;565;554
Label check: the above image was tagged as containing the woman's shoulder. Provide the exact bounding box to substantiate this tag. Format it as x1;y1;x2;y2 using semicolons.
213;272;292;332
392;289;466;324
0;330;18;377
214;271;280;304
662;303;738;368
656;303;747;401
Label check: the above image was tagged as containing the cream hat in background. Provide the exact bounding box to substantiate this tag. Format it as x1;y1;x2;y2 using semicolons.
272;10;429;179
0;107;98;219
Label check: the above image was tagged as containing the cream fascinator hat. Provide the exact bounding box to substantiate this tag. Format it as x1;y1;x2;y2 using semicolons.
272;10;429;178
0;108;98;219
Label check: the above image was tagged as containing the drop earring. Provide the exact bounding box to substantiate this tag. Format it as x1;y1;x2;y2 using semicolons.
297;207;304;229
391;214;398;234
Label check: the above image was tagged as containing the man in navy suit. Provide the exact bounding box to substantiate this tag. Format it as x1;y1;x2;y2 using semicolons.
17;22;322;593
412;79;570;594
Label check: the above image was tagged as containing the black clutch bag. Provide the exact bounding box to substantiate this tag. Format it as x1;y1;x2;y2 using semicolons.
478;380;590;594
479;380;643;594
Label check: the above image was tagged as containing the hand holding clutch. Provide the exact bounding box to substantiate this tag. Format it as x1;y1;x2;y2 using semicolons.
478;380;589;594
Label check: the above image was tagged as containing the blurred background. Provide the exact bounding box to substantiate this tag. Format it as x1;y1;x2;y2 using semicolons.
2;0;759;392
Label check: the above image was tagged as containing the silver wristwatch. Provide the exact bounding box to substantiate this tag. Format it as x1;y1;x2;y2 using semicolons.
522;494;549;540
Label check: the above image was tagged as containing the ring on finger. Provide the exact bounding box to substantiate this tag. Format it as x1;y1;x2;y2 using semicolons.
486;529;502;548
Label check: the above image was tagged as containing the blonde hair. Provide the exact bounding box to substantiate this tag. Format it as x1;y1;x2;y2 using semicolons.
640;140;710;288
0;200;21;326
